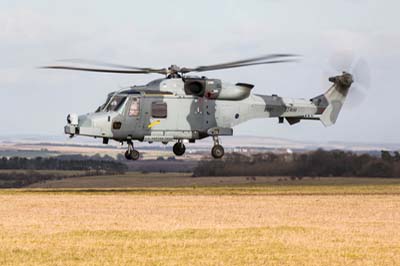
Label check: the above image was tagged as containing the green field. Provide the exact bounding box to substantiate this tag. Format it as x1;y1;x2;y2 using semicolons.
0;170;86;188
25;173;400;196
0;170;85;175
0;177;399;265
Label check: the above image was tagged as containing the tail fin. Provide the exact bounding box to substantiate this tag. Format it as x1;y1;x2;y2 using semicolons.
311;72;353;127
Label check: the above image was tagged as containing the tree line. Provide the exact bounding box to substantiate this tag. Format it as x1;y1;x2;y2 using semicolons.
0;155;128;172
193;149;400;178
0;170;113;188
0;155;128;188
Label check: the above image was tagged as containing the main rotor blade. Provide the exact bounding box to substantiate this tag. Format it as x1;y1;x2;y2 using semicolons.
41;66;156;74
182;58;299;73
181;54;297;73
197;53;298;69
57;59;167;74
44;53;300;75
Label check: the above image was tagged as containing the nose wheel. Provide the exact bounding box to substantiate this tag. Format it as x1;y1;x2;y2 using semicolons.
125;140;140;160
173;141;186;156
211;136;224;159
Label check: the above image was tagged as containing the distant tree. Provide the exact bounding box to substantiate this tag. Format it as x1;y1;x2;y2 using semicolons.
394;151;400;162
193;149;400;178
0;156;127;173
116;154;125;161
359;161;393;177
381;150;393;162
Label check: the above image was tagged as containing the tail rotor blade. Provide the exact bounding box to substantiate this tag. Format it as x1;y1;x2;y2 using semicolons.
353;58;371;89
329;50;356;72
344;85;367;109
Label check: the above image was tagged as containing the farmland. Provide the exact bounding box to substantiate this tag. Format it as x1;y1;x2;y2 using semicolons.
0;177;399;265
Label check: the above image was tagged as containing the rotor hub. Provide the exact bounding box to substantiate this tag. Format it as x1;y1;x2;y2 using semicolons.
329;72;353;89
340;72;353;87
168;65;181;74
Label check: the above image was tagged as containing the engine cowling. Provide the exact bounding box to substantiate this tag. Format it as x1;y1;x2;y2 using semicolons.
184;79;205;96
184;77;253;100
211;82;253;100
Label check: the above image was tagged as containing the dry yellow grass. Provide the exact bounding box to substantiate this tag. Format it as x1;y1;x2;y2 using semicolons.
0;182;399;265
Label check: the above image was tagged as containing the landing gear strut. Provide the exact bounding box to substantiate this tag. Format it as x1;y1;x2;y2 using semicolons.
211;136;224;159
173;141;186;156
125;140;140;160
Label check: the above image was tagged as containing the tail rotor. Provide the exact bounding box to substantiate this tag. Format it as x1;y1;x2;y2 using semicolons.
327;50;371;108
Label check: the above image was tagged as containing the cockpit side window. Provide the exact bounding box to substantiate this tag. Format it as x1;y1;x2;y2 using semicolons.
129;97;140;116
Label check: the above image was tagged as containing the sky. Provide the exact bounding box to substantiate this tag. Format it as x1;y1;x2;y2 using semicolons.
0;0;399;143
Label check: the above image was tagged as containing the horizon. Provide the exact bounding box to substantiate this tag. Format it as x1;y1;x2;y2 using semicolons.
1;133;400;152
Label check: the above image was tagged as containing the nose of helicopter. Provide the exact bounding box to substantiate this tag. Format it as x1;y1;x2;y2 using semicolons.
64;112;113;138
64;112;93;136
65;113;79;135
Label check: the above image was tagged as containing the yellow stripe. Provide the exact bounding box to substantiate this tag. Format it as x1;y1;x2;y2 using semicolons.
147;120;161;128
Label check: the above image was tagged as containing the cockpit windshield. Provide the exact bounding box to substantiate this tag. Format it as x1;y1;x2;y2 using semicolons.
106;96;127;112
95;95;127;112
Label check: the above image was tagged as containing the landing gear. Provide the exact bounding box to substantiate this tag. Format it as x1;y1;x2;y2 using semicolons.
173;141;186;156
211;136;224;159
125;140;140;160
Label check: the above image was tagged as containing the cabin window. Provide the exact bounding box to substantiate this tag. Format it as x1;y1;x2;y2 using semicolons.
129;97;140;116
151;101;167;118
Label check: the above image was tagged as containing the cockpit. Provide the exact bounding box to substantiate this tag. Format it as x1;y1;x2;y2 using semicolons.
95;94;127;113
105;95;127;112
95;89;143;113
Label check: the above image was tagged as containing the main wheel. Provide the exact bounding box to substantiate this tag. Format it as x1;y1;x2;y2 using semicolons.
211;145;224;159
125;150;131;160
125;150;140;160
173;142;186;156
130;150;140;160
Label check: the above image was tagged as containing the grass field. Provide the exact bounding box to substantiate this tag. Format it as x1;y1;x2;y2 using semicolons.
1;177;399;265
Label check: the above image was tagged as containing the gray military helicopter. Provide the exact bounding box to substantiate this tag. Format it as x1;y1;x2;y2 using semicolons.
43;54;362;160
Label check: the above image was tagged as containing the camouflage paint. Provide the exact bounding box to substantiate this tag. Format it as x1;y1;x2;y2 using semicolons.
65;73;352;143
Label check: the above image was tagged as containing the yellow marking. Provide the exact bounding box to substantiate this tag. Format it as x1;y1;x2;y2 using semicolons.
148;120;161;128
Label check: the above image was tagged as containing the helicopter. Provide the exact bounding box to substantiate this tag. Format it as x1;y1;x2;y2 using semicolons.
43;53;361;160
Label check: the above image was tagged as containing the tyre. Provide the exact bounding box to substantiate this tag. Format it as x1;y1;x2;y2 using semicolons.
125;150;132;160
130;150;140;160
125;150;140;160
173;142;186;156
211;145;224;159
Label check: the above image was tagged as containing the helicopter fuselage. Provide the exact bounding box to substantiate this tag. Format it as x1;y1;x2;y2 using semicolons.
65;76;324;144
